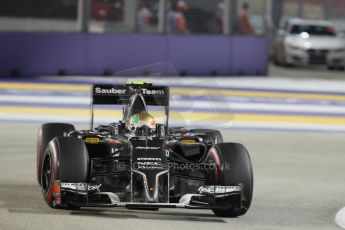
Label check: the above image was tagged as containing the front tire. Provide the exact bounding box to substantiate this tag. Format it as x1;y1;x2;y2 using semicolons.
40;137;88;209
212;143;253;217
37;123;75;185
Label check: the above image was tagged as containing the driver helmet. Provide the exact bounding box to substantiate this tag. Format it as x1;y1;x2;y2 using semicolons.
128;111;156;135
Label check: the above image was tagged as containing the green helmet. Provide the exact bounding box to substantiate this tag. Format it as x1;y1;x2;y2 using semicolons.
128;111;156;130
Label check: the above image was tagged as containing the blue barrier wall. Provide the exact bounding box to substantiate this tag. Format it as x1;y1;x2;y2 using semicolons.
0;33;269;76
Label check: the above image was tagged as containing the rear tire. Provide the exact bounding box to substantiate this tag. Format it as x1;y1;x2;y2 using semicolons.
212;143;253;217
37;123;75;185
191;129;223;144
40;136;88;209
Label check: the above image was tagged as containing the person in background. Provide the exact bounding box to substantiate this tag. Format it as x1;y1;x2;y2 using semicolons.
239;2;256;35
167;0;188;34
215;2;224;34
137;1;152;33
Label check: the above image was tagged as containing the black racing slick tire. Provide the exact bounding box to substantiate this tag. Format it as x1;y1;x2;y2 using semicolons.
212;143;253;217
191;129;223;144
40;136;88;209
37;123;75;185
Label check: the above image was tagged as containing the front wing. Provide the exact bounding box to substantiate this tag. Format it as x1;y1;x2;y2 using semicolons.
53;181;243;210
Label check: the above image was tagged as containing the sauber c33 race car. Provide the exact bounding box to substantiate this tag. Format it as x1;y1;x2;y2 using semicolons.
36;82;253;217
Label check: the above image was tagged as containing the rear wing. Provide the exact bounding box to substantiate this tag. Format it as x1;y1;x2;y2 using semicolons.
92;84;169;106
90;84;170;129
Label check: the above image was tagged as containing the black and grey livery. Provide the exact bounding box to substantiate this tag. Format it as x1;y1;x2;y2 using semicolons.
37;82;253;217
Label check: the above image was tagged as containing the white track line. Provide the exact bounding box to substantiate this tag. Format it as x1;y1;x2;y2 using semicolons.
2;95;345;115
0;95;90;104
336;207;345;229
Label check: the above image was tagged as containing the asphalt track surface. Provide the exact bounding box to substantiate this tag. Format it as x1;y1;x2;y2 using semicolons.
0;122;344;230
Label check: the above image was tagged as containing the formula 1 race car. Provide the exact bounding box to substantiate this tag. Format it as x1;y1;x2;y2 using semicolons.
37;82;253;217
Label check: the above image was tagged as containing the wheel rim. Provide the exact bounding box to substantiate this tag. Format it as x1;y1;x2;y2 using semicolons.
205;147;221;185
41;153;52;193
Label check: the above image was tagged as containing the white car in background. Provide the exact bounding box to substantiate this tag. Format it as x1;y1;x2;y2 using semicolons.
274;18;345;70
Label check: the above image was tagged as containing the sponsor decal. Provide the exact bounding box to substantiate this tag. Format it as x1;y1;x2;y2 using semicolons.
61;183;102;191
126;81;145;85
88;184;102;191
94;87;165;96
134;157;163;170
85;137;100;143
137;157;162;161
140;88;165;95
134;161;163;170
181;139;196;145
198;186;241;194
136;146;161;150
61;183;85;190
94;87;127;95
